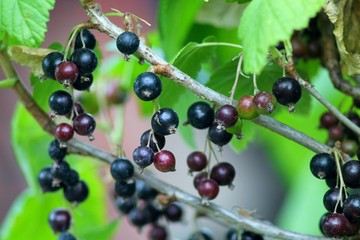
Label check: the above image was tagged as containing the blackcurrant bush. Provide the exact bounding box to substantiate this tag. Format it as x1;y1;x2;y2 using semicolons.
342;160;360;188
74;28;96;50
116;31;140;55
321;213;348;238
149;224;167;240
252;91;276;114
140;129;166;153
210;162;235;187
241;231;264;240
197;179;219;202
55;61;79;87
320;112;338;129
186;101;214;129
116;196;136;214
70;48;97;75
151;108;179;135
208;122;233;147
58;232;77;240
110;158;134;181
115;180;136;197
136;180;159;201
154;150;176;172
133;72;162;101
343;194;360;223
42;52;64;80
163;202;183;222
63;180;89;204
193;172;208;189
72;74;93;91
62;169;80;187
215;104;238;128
73;113;96;140
48;209;71;233
48;139;67;161
187;151;207;172
38;167;62;193
309;153;337;179
132;146;154;169
323;188;345;213
51;161;71;182
55;123;74;144
237;95;258;120
272;77;302;111
49;90;73;116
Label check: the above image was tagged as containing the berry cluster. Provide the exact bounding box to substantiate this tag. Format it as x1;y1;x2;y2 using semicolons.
310;151;360;238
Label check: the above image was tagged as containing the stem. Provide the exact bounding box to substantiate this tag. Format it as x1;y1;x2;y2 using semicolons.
229;54;243;102
252;73;259;95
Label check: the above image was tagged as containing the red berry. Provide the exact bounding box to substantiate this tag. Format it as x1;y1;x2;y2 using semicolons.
210;162;235;187
187;151;207;172
73;113;96;140
193;172;208;189
153;150;176;172
321;213;348;238
55;123;74;144
55;61;79;87
237;95;258;120
252;91;276;115
215;104;238;128
197;179;219;202
320;112;338;129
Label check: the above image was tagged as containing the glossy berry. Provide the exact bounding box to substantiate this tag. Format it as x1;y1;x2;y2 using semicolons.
115;180;136;197
252;91;276;114
48;139;67;161
237;95;258;119
310;153;337;179
154;150;176;172
215;104;238;128
42;52;64;80
63;180;89;203
149;224;167;240
70;48;97;75
321;213;348;238
49;90;73;116
133;72;162;101
210;162;235;187
73;113;96;140
62;169;80;187
187;151;207;172
343;194;360;223
116;197;136;214
151;108;179;135
51;161;71;182
48;209;71;233
323;188;345;213
136;180;159;201
72;74;93;91
110;158;134;181
342;160;360;188
38;167;61;193
186;101;214;129
325;177;337;188
128;208;148;228
116;31;140;55
74;28;96;49
66;102;85;120
272;77;302;111
55;61;79;87
58;232;77;240
320;112;338;129
208;122;233;147
140;129;166;153
132;146;154;169
163;202;183;222
197;179;219;201
241;231;264;240
55;123;74;143
193;172;208;189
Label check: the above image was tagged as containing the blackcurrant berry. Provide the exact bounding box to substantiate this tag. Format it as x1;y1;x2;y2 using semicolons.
115;180;136;197
62;169;80;187
38;167;62;193
149;224;167;240
342;160;360;188
210;162;235;187
73;113;96;140
208;122;233;147
341;139;358;157
343;194;360;223
132;146;154;169
320;112;338;129
58;232;77;240
193;172;208;189
110;158;134;181
291;37;307;58
74;28;96;50
151;108;179;135
154;150;176;172
197;179;219;201
186;101;214;129
49;90;73;116
70;48;97;75
48;139;67;161
252;91;276;114
321;213;348;238
66;102;85;120
51;161;71;182
116;196;136;214
354;98;360;108
226;228;238;240
215;104;238;128
63;180;89;204
128;208;148;229
140;129;166;153
328;125;344;141
55;61;79;87
272;77;302;111
133;72;162;101
323;188;345;213
163;202;183;222
143;203;161;223
72;74;93;91
55;123;74;144
187;151;207;172
48;209;71;233
116;31;140;55
309;153;337;179
136;180;159;201
325;177;337;188
241;231;264;240
42;52;64;80
237;95;258;120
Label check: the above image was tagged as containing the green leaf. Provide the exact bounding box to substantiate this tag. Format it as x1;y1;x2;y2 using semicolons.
1;0;55;47
230;120;256;153
79;220;120;240
238;0;326;74
158;0;204;58
0;78;17;88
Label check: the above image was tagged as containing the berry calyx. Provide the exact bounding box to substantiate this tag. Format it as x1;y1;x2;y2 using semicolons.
70;48;98;75
272;77;302;112
133;72;162;101
215;104;238;128
252;91;276;115
187;151;207;172
55;61;79;87
49;90;73;116
132;146;154;170
110;158;134;181
73;113;96;140
140;129;166;153
153;150;176;172
72;74;93;91
197;179;219;203
74;28;96;49
55;123;74;145
116;31;140;56
186;101;214;129
208;122;233;147
210;162;235;187
237;95;258;120
151;108;179;135
42;52;64;80
48;209;71;233
310;153;337;179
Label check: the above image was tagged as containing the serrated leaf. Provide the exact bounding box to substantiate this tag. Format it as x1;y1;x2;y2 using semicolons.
1;0;55;47
158;0;204;58
238;0;325;74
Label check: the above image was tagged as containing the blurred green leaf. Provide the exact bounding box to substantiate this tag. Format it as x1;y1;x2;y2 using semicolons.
238;0;325;74
79;220;120;240
230;120;256;153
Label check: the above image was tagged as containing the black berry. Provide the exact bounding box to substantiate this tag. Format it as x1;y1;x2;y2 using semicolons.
38;167;61;193
133;72;162;101
51;161;71;182
55;123;74;144
309;153;337;179
151;108;179;135
163;202;183;222
110;158;134;181
187;151;207;172
132;146;154;169
70;48;97;75
149;224;167;240
116;31;140;55
342;160;360;188
73;113;96;140
197;179;219;201
320;112;338;129
63;180;89;204
48;139;67;161
323;188;345;213
321;213;348;238
241;231;264;240
343;194;360;223
62;169;80;187
49;90;73;116
116;196;136;214
72;74;93;91
48;209;71;233
115;180;136;197
128;208;148;229
193;172;208;189
140;129;166;153
208;122;233;146
42;52;64;80
215;104;238;128
186;101;214;129
136;180;159;201
272;77;302;111
74;28;96;49
210;162;235;187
